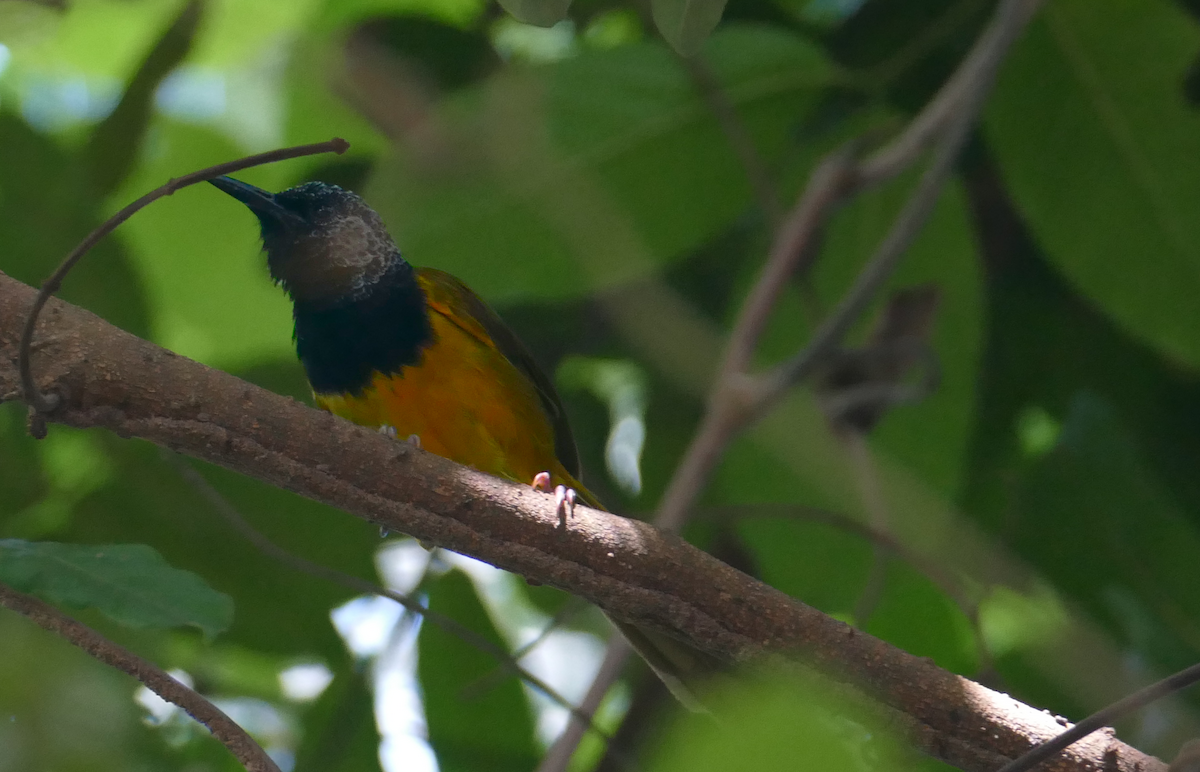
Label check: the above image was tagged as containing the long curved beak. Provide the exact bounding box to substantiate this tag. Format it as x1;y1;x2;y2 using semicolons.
209;176;303;229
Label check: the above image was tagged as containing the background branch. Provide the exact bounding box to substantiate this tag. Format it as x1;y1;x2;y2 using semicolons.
651;0;1044;534
0;581;281;772
0;272;1164;772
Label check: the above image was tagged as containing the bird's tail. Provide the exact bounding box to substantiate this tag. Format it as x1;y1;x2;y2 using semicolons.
562;475;720;711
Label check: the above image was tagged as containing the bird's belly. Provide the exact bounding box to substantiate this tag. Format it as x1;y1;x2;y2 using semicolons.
314;347;565;486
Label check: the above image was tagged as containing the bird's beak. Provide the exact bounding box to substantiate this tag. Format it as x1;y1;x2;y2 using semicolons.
208;176;304;229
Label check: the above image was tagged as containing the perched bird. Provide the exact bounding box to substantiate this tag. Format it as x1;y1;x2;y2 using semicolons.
210;176;709;706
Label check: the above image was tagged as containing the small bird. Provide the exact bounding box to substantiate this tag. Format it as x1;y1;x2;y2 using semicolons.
210;176;709;706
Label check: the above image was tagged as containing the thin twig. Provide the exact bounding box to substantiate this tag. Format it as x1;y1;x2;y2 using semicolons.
462;596;590;701
997;661;1200;772
19;138;349;416
562;1;1044;762
856;0;1043;187
166;453;611;744
760;0;1038;403
653;0;1043;534
534;634;634;772
0;582;282;772
710;504;978;622
653;147;860;534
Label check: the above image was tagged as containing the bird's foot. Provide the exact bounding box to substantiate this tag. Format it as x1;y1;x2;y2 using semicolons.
531;472;577;528
378;426;421;449
554;485;577;528
379;429;419;539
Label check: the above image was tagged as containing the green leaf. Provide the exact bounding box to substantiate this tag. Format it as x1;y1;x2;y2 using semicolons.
496;0;572;28
366;24;832;303
419;570;538;772
0;0;180;79
58;443;375;660
85;0;204;197
985;0;1200;370
0;540;234;639
736;515;871;616
0;110;153;339
649;668;912;772
1016;393;1200;668
652;0;729;57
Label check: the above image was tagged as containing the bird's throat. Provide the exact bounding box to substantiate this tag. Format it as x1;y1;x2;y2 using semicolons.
292;259;433;395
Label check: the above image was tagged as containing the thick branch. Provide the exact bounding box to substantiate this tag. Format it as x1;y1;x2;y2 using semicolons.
0;272;1164;772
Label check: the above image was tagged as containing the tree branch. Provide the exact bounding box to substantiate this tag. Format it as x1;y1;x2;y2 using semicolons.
0;581;281;772
0;272;1165;772
166;452;609;741
652;0;1045;534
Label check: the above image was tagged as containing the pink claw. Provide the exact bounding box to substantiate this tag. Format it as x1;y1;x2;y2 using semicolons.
554;485;577;526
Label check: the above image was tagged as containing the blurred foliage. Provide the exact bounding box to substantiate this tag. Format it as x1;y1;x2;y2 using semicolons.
3;0;1200;770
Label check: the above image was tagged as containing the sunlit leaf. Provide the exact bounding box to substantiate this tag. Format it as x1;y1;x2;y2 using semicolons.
0;539;234;639
310;0;488;31
1;0;179;79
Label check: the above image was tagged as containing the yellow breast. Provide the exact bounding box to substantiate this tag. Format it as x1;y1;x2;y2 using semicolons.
315;309;578;490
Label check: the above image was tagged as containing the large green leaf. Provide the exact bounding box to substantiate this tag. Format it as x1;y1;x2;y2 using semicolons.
85;0;204;197
62;442;377;661
985;0;1200;370
0;539;234;639
418;569;538;772
366;24;833;302
0;0;180;78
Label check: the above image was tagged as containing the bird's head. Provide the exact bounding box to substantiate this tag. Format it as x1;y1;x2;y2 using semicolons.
209;177;402;304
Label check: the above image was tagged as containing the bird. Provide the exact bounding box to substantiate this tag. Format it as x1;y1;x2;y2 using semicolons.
209;175;710;707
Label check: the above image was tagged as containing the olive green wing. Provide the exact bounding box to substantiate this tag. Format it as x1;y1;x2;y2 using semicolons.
416;268;583;481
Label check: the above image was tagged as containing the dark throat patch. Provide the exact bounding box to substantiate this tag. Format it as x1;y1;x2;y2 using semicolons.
292;259;433;395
